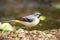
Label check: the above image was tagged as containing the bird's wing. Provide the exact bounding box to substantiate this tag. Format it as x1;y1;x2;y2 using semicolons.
17;15;35;22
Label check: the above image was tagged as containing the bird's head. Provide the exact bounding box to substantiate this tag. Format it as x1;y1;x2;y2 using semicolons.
33;12;41;18
33;12;46;20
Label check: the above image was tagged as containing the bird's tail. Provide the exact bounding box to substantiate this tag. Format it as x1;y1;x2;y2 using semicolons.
1;20;23;24
9;20;23;23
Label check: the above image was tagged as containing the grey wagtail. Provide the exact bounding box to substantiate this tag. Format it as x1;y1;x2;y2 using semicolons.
10;12;41;28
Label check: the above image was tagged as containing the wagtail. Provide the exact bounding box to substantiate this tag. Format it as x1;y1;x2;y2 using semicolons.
10;12;41;28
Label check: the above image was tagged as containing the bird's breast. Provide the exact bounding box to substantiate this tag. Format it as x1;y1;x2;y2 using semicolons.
22;18;40;27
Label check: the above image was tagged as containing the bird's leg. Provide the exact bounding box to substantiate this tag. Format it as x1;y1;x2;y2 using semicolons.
24;27;31;31
21;26;29;30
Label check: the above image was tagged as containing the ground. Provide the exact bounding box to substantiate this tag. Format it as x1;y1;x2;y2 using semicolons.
0;29;60;40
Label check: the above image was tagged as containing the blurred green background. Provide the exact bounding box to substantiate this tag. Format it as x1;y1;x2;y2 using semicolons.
0;0;60;30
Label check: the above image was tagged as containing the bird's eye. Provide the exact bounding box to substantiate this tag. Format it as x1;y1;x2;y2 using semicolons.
34;13;40;16
36;14;39;15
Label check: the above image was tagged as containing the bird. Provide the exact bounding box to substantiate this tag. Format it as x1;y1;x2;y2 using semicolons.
10;12;41;28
